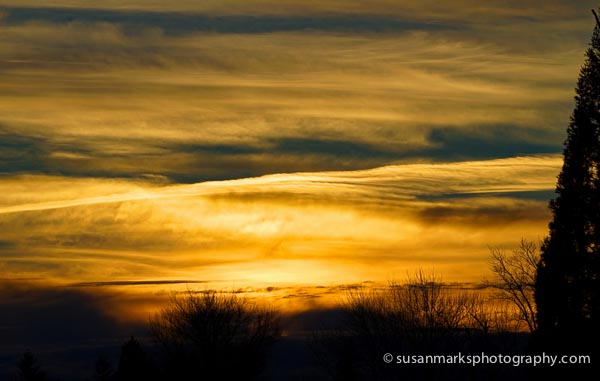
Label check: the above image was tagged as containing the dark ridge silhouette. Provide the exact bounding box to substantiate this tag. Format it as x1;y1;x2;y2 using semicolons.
534;8;600;364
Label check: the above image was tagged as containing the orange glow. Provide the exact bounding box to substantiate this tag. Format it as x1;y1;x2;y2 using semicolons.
0;156;560;310
0;1;583;324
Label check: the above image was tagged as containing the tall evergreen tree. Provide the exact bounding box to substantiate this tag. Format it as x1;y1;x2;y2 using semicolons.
115;337;157;381
16;350;47;381
535;9;600;350
92;355;114;381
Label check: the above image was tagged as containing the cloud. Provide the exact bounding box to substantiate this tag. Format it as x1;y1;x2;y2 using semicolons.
69;280;207;287
0;280;147;348
0;1;595;21
0;14;582;181
0;126;50;174
0;0;583;327
423;125;562;160
0;156;560;286
0;277;366;380
2;6;459;35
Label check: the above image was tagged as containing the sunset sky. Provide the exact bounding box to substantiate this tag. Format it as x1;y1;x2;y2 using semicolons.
0;1;597;337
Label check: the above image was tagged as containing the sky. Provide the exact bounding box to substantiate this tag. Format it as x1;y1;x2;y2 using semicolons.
0;1;598;357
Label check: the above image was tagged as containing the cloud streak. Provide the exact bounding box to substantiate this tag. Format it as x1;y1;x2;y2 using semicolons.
3;7;458;34
0;156;560;287
0;2;589;180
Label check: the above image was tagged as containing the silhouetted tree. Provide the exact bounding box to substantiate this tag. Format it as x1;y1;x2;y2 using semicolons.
317;270;528;380
92;355;113;381
150;290;280;380
342;270;503;346
487;239;539;332
115;337;156;381
15;350;47;381
535;9;600;353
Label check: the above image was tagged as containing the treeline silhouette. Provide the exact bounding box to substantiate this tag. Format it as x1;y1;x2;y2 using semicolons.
8;264;538;381
150;290;280;380
12;291;281;381
311;270;532;381
9;256;594;380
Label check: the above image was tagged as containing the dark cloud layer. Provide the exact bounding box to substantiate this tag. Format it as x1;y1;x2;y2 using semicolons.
71;280;207;287
417;189;556;202
0;280;364;380
0;283;140;347
0;127;49;174
424;125;563;160
0;281;148;380
0;126;562;182
2;6;459;35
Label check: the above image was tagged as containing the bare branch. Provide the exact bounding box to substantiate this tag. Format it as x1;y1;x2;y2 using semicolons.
487;240;540;332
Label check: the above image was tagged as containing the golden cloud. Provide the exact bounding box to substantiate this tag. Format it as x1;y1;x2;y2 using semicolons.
0;19;581;181
0;156;560;287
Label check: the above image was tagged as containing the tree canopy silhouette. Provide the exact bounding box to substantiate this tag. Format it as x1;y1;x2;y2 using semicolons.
92;354;113;381
150;290;280;380
116;337;157;381
15;350;47;381
535;9;600;352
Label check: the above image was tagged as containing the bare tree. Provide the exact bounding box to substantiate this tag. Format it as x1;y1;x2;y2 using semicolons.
329;270;523;380
487;239;539;332
398;269;470;332
150;290;280;380
342;269;502;342
463;295;521;334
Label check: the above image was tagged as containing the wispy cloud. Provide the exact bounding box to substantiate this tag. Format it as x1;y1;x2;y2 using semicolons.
0;1;590;180
0;156;560;286
69;279;207;287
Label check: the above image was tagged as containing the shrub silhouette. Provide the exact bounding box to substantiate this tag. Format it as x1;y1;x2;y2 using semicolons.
150;290;280;380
